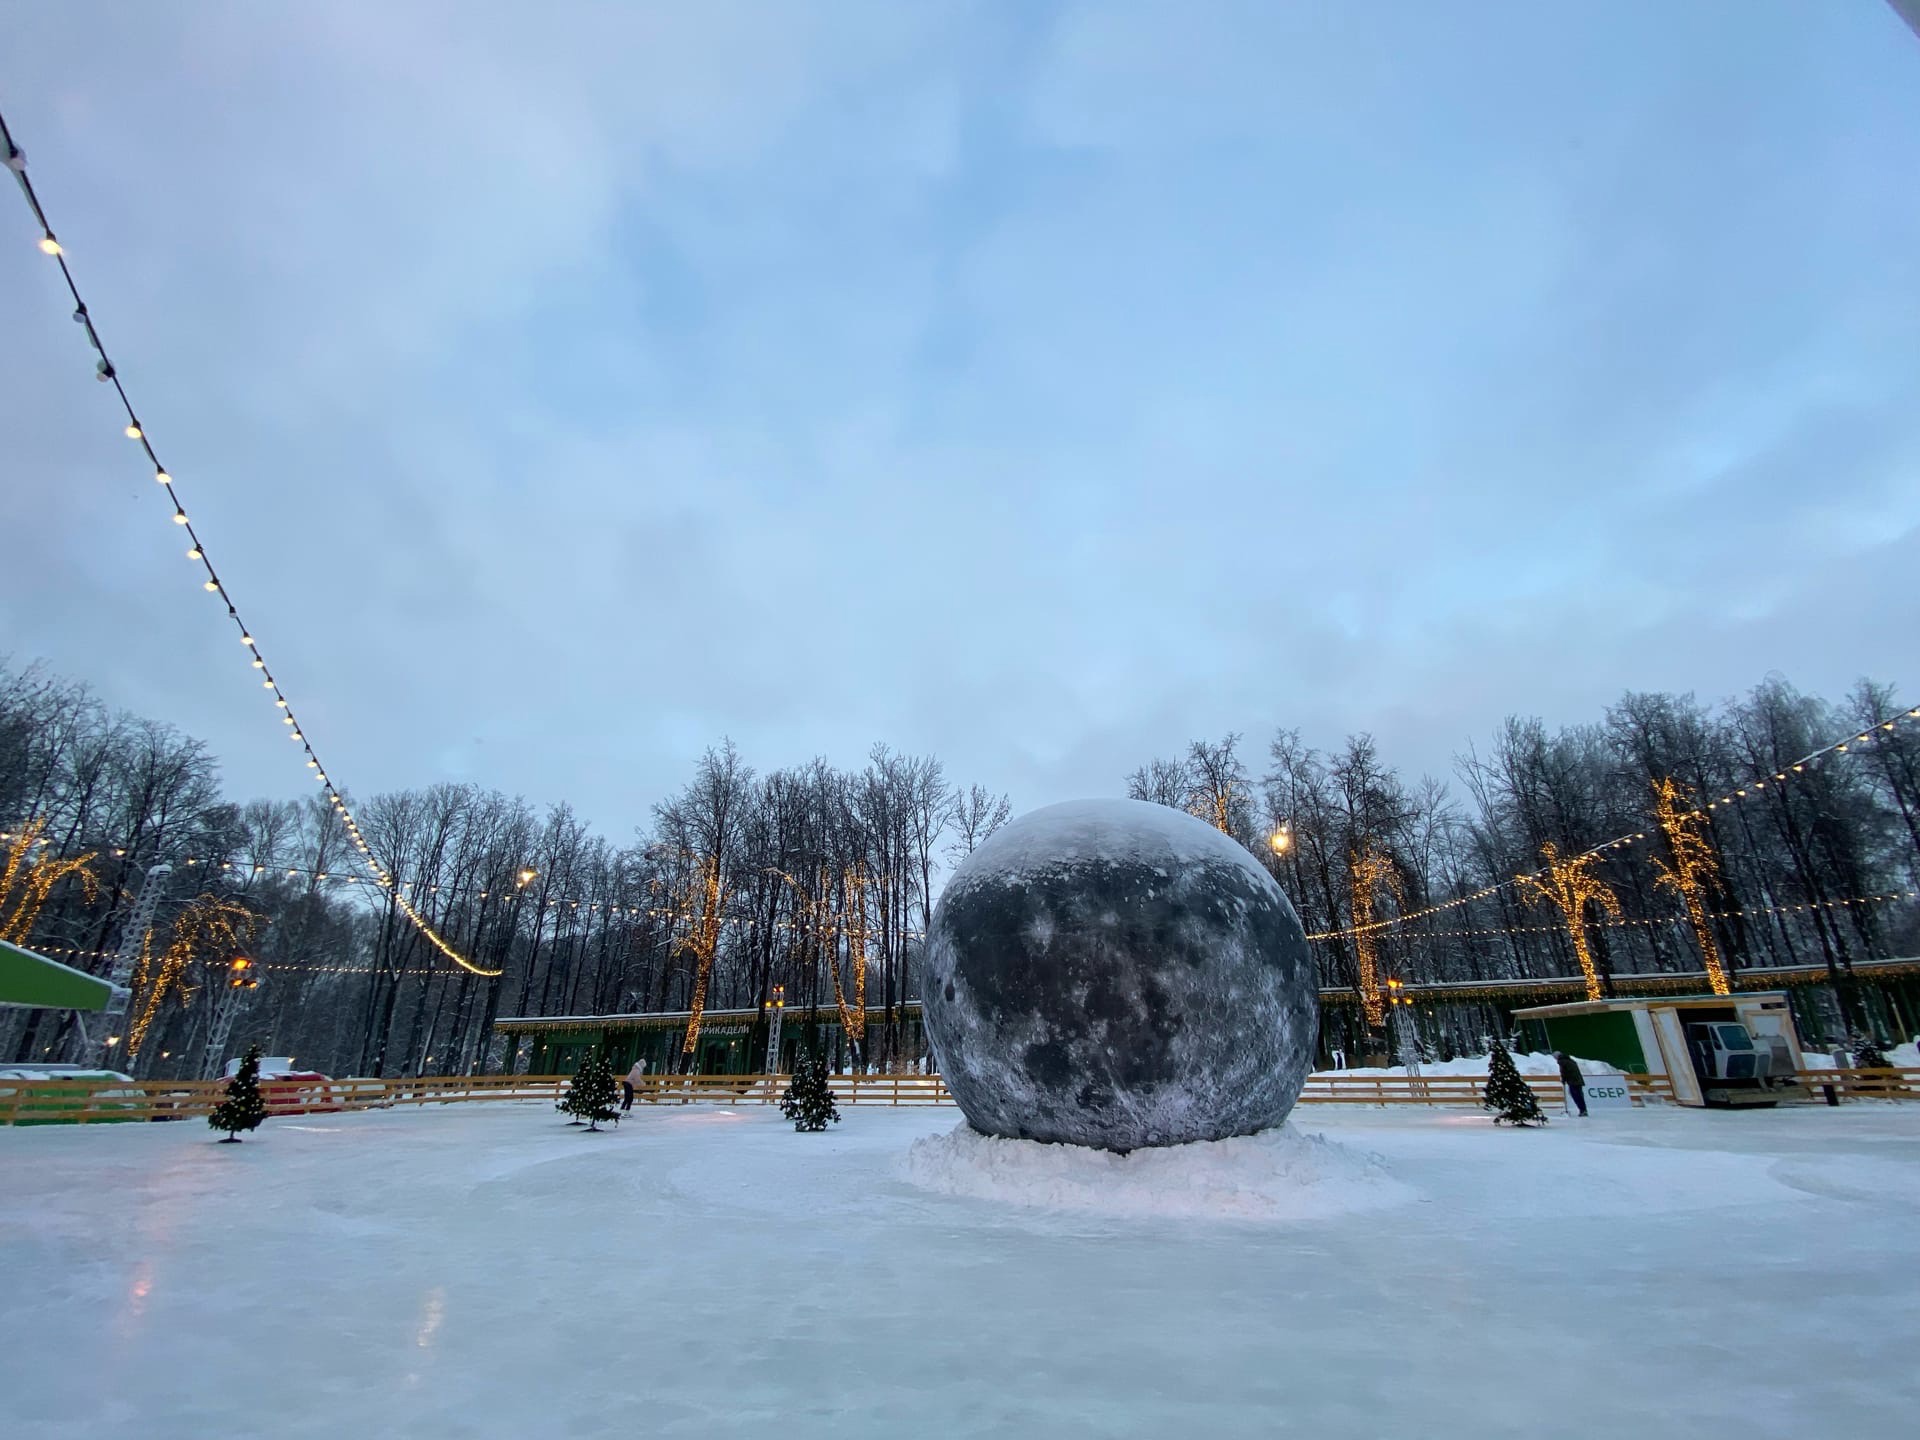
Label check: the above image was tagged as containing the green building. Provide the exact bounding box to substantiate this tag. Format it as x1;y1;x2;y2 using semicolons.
496;1002;930;1077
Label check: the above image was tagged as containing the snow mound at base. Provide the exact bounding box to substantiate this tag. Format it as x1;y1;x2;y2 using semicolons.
900;1120;1414;1221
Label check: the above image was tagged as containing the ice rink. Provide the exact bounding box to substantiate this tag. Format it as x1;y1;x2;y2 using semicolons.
3;1098;1916;1439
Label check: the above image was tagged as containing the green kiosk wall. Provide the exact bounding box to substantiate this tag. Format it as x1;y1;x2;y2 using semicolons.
1523;1009;1650;1073
0;939;112;1012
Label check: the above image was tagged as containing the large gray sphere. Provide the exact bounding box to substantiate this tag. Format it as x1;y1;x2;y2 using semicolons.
923;798;1318;1151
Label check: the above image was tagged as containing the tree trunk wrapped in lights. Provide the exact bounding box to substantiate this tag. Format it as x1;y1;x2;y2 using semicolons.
1347;845;1401;1030
677;854;726;1067
127;894;261;1058
1650;777;1731;995
1516;842;1621;1002
827;864;868;1067
0;818;97;945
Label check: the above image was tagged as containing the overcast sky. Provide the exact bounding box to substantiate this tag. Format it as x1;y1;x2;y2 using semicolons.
4;2;1918;839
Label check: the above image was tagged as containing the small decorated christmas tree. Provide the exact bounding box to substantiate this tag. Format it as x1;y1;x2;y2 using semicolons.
558;1049;620;1131
780;1047;840;1133
1483;1040;1546;1126
209;1043;269;1143
1849;1033;1890;1069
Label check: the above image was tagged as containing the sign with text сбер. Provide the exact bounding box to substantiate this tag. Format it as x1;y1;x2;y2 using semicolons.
1569;1076;1633;1112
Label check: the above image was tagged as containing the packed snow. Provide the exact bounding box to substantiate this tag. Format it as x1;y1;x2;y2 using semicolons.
901;1119;1411;1220
3;1101;1918;1438
1802;1040;1920;1070
1319;1049;1620;1079
944;796;1275;890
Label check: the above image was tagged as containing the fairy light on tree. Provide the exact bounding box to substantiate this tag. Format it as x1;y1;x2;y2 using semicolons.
676;852;727;1066
1348;844;1402;1029
1650;777;1731;996
126;894;262;1058
0;819;97;944
1516;842;1622;1002
828;863;870;1067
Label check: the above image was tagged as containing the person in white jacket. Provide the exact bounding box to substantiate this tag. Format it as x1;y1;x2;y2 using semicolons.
622;1057;647;1112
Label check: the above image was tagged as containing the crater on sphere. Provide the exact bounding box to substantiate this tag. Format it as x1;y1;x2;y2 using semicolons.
921;798;1318;1151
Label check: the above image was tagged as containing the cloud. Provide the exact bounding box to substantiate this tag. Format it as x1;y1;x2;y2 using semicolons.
2;0;1917;836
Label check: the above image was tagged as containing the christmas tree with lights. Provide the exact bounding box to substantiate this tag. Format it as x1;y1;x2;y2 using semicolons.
780;1047;840;1133
1483;1040;1546;1126
558;1049;620;1131
209;1043;268;1142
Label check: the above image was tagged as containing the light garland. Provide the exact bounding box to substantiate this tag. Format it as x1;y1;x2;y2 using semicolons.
1347;845;1400;1027
676;853;727;1057
1308;701;1920;944
1;819;98;944
1650;777;1730;995
1514;842;1622;1002
126;893;261;1055
2;110;497;977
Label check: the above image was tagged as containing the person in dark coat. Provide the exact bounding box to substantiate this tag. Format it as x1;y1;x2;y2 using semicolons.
1555;1050;1587;1116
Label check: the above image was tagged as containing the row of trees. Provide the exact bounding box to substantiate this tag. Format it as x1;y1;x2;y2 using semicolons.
1130;675;1920;1046
6;653;1915;1078
0;657;1011;1079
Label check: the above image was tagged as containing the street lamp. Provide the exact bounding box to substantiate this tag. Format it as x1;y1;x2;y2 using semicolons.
763;984;785;1074
516;867;537;888
1268;824;1293;856
1386;977;1422;1085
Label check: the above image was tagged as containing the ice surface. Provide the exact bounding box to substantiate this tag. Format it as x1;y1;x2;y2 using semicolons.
900;1119;1412;1219
3;1102;1918;1438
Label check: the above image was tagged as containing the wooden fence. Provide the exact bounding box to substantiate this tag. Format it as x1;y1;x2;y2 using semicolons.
1296;1072;1674;1106
3;1067;1914;1126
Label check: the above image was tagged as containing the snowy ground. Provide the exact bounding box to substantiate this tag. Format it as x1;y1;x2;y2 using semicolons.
4;1100;1918;1440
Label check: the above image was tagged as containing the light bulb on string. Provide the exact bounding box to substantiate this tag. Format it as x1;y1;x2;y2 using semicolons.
37;234;61;255
172;512;188;525
125;424;141;440
155;471;170;485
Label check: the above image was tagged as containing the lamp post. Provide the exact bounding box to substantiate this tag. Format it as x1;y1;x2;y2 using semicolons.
764;984;785;1074
1386;977;1424;1093
93;860;171;1068
201;955;260;1079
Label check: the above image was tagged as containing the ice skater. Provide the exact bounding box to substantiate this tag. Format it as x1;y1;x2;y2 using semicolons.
623;1057;647;1112
1556;1050;1587;1117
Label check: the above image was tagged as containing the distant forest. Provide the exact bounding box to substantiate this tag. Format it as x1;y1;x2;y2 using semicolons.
3;656;1915;1078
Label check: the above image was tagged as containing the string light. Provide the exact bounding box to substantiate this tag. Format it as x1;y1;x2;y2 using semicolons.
1515;842;1622;1002
1347;845;1400;1028
1650;777;1730;995
1;820;99;944
1;106;497;977
1310;701;1920;943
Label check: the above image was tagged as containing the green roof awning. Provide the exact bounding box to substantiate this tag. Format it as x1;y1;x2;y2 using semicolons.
0;939;114;1011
